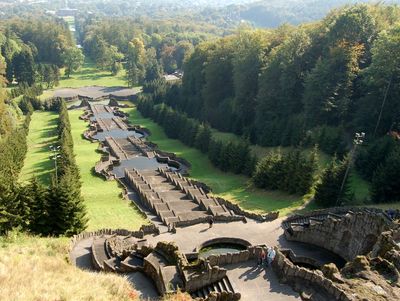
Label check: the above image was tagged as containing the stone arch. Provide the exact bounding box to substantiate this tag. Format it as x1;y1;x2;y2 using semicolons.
360;234;378;255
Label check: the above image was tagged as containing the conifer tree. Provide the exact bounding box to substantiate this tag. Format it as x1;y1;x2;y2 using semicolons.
194;124;212;153
28;177;51;235
314;156;352;207
371;148;400;203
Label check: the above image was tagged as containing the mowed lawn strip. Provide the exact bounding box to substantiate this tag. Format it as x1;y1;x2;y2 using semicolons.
20;111;58;185
125;107;303;216
68;109;147;230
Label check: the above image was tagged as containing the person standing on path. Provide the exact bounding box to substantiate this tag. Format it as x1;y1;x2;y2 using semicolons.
267;247;276;267
258;249;266;266
208;217;214;228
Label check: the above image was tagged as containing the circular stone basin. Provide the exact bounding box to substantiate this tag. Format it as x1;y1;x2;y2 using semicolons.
199;243;247;259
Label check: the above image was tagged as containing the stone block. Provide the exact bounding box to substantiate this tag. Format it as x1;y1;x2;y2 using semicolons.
226;253;233;265
219;254;226;266
208;255;218;266
239;250;250;262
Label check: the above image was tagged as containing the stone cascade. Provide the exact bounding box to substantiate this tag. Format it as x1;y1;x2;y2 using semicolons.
104;136;130;160
95;116;127;132
90;104;113;115
158;168;232;218
124;167;237;227
127;136;155;158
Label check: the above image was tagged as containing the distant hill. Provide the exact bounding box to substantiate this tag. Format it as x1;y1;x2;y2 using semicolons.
208;0;400;27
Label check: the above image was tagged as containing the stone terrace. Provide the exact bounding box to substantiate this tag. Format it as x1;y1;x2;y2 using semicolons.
125;167;239;227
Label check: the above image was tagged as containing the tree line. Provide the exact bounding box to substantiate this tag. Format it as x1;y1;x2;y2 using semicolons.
0;98;87;236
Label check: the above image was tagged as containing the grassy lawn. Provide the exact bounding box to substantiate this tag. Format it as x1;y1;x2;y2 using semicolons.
40;59;127;100
125;107;305;216
19;111;58;185
69;109;147;230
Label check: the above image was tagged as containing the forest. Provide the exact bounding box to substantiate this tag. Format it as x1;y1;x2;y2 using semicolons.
138;4;400;207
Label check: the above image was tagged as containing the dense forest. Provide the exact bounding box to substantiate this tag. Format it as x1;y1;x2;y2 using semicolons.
138;4;400;206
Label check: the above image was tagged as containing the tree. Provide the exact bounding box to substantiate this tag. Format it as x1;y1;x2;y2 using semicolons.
314;157;352;208
370;147;400;203
126;38;146;87
27;177;51;235
48;170;87;236
232;30;264;132
255;28;311;146
356;25;400;136
145;48;163;82
194;124;212;153
0;55;13;138
13;45;36;85
303;42;364;127
174;41;194;70
62;47;84;78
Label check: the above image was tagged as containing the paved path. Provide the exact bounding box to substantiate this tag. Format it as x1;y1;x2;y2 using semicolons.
226;262;300;300
53;86;139;99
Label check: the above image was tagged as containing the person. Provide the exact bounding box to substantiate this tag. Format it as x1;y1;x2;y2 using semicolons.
267;247;276;267
208;217;214;228
258;249;266;266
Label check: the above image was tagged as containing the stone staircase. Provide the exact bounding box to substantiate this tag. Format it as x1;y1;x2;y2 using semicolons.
91;236;111;270
124;167;234;227
91;235;148;273
190;276;236;299
104;136;130;160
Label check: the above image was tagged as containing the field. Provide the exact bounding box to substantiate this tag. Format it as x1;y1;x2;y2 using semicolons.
69;110;147;230
40;59;127;100
125;107;305;216
19;111;58;184
0;232;138;301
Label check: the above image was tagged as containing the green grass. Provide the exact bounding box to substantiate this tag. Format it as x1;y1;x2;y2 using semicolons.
58;60;127;88
19;111;58;184
69;109;147;230
126;107;305;216
40;59;128;100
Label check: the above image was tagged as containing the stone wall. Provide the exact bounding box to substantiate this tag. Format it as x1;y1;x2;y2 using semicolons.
273;249;354;301
285;207;392;224
174;215;246;228
69;226;159;256
183;263;228;293
285;212;391;261
216;197;279;222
